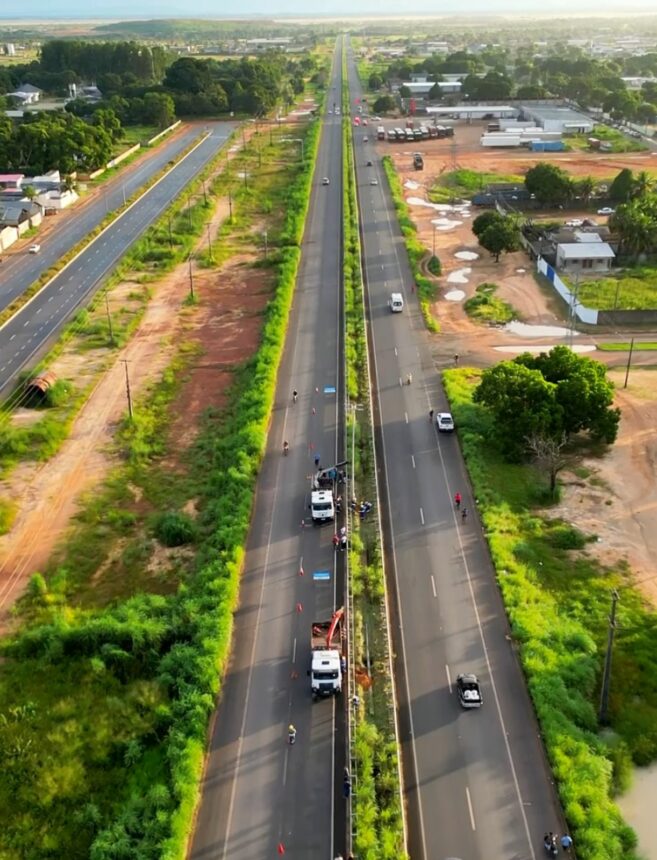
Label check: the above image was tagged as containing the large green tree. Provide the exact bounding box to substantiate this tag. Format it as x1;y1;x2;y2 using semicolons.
525;162;573;207
472;212;520;262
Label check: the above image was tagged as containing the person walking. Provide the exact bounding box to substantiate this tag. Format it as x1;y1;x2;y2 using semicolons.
314;454;320;468
332;533;340;550
453;353;459;366
454;492;462;510
560;833;573;852
461;507;468;521
406;372;413;385
429;408;434;422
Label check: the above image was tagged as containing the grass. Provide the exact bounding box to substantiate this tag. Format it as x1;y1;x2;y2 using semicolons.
443;367;657;860
598;342;657;351
566;267;657;311
429;168;524;203
567;125;648;153
464;282;517;325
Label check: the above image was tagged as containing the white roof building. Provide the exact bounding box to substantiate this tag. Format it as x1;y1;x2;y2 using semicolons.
556;242;615;274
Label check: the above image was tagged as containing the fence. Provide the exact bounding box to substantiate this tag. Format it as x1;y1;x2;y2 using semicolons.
146;120;181;146
537;256;599;324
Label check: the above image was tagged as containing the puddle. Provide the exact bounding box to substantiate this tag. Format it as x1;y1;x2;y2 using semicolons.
404;180;420;190
444;289;466;301
437;224;458;231
618;764;657;859
515;268;527;274
504;321;579;338
455;251;480;261
494;344;596;354
433;217;463;229
447;267;471;284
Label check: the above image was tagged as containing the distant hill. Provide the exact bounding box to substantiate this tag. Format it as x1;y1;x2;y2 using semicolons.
93;18;304;39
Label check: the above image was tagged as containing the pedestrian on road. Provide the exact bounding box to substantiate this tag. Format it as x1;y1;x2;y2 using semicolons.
406;373;413;385
341;534;348;551
332;533;340;550
560;834;573;852
454;353;459;366
461;507;468;521
429;408;434;421
454;492;462;510
314;454;320;468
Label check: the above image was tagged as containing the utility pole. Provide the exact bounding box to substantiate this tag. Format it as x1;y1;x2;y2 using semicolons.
568;276;580;349
121;360;133;419
207;225;214;261
167;214;173;248
202;180;207;205
599;590;620;725
228;188;233;221
188;255;195;299
105;291;114;346
624;337;635;389
263;230;268;260
187;196;193;230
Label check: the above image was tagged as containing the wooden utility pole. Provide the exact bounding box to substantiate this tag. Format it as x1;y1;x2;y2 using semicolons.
188;255;195;299
598;590;620;725
121;360;133;419
624;337;635;389
105;291;114;346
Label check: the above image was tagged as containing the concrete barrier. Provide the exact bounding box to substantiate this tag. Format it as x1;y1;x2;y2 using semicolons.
87;167;106;180
147;120;181;146
107;143;141;170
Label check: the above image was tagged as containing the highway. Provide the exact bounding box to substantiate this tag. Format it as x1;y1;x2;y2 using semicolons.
189;44;346;860
347;42;565;860
0;122;235;395
0;124;210;311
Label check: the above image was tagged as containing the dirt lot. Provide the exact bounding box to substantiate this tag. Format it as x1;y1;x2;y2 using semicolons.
387;146;657;608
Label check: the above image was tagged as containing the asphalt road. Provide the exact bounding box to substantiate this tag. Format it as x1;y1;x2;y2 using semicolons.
189;46;346;860
0;124;208;311
0;122;235;395
347;44;565;860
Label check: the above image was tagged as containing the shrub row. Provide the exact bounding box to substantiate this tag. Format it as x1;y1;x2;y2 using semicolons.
1;114;322;860
343;62;407;860
381;155;440;333
442;369;639;860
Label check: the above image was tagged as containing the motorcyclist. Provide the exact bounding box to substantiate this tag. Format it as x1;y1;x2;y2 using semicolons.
288;724;296;745
292;389;298;403
454;492;462;510
283;440;289;455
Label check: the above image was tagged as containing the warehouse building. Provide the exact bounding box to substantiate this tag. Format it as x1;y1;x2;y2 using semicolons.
518;104;593;134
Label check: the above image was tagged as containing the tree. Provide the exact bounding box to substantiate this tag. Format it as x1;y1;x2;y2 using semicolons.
525;162;573;207
575;176;595;206
399;85;411;99
473;212;520;262
632;170;653;199
142;92;176;128
608;168;634;203
516;85;547;100
368;72;383;91
372;94;396;114
525;432;569;497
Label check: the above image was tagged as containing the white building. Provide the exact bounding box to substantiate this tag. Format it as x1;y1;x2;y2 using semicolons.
556;242;615;274
519;104;593;134
8;83;42;104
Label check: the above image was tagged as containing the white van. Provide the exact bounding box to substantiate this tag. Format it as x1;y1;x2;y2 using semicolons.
389;293;404;313
311;490;335;523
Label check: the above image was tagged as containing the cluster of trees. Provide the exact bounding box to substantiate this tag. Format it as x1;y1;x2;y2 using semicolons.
608;170;657;256
474;346;620;466
472;211;520;262
523;162;596;207
67;92;176;130
0;111;115;173
367;47;657;123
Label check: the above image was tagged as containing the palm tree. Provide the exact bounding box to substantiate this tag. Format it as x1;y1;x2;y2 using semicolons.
631;171;654;200
577;176;595;207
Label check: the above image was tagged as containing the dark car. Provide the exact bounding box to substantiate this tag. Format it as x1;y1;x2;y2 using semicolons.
456;673;482;708
366;160;373;166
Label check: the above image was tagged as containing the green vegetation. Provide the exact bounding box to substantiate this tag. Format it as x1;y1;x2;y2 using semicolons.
0;99;324;858
597;342;657;351
442;366;657;860
609;177;657;258
568;268;657;311
429;168;523;203
464;282;517;324
471;210;520;263
382;156;439;332
570;125;648;153
343;59;406;859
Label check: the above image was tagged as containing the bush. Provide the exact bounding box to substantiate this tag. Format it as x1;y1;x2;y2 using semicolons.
152;512;197;547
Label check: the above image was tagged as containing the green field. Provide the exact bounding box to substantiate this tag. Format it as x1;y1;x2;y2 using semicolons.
429;168;524;203
598;342;657;351
569;267;657;311
567;124;648;154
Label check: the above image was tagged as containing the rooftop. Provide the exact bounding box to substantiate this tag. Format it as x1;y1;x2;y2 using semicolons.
557;242;615;259
520;104;592;125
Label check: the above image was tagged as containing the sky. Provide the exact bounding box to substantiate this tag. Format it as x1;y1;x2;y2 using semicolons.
3;0;657;17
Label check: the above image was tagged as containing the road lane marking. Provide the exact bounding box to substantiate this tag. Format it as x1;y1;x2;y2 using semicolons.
23;321;29;327
292;637;297;664
466;787;476;831
445;664;451;690
411;454;415;469
419;507;425;525
431;576;437;598
394;346;397;356
9;335;15;341
404;412;408;424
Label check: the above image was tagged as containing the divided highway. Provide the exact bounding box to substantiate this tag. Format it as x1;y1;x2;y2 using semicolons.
346;42;564;860
0;123;235;395
0;123;211;310
189;45;346;860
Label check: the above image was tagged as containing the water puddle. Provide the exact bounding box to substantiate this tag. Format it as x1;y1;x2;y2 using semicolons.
504;321;579;338
618;764;657;859
494;344;596;354
447;268;471;284
455;251;480;261
444;289;466;301
404;179;420;190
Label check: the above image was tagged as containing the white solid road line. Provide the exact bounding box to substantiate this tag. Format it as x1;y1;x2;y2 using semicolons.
445;664;451;691
404;411;408;424
291;637;297;665
431;575;437;598
411;454;416;469
465;786;476;831
419;507;425;525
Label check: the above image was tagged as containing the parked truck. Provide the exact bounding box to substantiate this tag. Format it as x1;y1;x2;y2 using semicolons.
377;125;385;140
310;608;344;698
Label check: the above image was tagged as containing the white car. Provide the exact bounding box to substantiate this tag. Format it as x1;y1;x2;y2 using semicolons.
363;136;368;142
565;219;583;227
322;177;330;186
370;178;378;186
597;207;615;216
436;412;454;433
28;244;41;254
